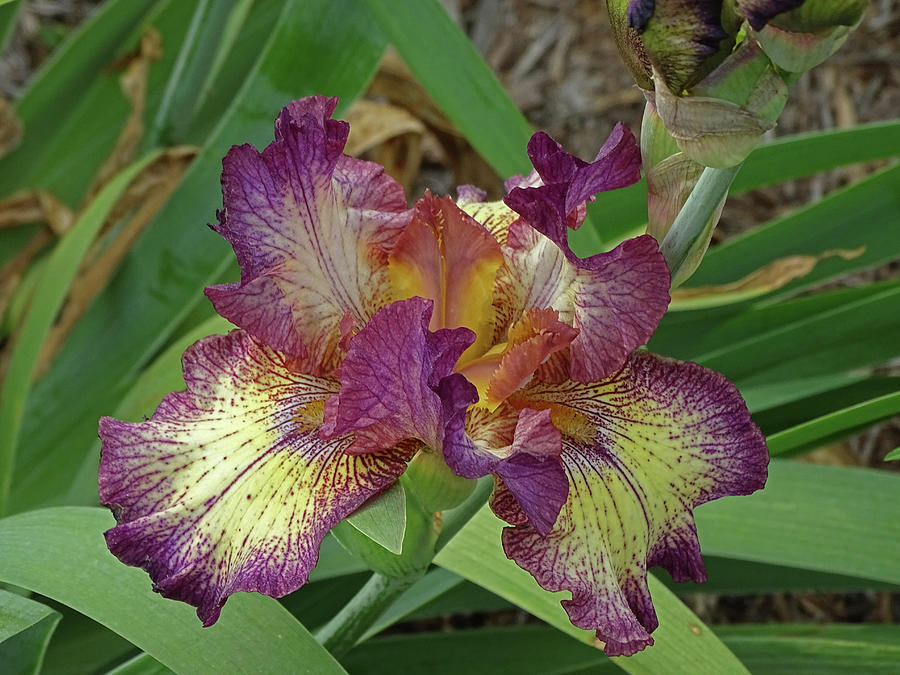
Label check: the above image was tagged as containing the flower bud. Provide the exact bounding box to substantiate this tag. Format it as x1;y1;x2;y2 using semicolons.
751;0;867;72
654;39;787;167
608;1;861;168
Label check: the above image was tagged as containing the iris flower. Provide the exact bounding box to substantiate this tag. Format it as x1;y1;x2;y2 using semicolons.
98;96;767;656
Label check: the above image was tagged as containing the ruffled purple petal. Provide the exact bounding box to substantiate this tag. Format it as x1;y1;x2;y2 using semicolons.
206;95;411;373
494;408;568;536
320;297;474;455
436;373;493;478
498;127;667;381
504;125;641;248
501;350;768;656
445;403;568;535
568;235;670;382
98;331;411;625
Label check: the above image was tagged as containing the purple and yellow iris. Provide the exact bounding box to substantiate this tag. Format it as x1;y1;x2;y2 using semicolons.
98;96;768;656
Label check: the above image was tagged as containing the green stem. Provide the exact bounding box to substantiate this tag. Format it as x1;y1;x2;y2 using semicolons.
659;163;741;285
315;571;421;658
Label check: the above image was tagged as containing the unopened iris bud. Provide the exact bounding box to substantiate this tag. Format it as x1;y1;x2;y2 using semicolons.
608;0;861;168
654;39;787;167
750;0;867;72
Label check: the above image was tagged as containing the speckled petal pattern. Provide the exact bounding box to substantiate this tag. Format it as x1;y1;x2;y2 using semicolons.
500;128;669;381
98;331;411;626
504;350;768;656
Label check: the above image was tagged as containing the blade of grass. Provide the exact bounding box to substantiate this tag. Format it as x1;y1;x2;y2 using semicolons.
104;653;171;675
190;0;256;128
0;0;21;54
145;0;236;147
686;164;900;293
344;626;614;675
766;391;900;457
731;120;900;195
0;0;159;201
752;376;900;434
697;460;900;584
580;121;900;250
362;0;532;178
717;624;900;675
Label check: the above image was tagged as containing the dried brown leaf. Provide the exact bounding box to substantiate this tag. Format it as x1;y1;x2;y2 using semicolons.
0;190;75;236
671;247;866;307
345;99;425;192
345;99;425;156
85;28;162;203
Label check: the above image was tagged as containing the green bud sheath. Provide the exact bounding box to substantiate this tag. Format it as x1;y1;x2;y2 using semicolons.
403;446;477;514
655;40;788;167
332;484;438;579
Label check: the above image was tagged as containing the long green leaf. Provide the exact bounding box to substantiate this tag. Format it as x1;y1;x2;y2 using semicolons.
105;653;171;675
435;508;747;674
717;624;900;675
697;460;900;584
0;590;61;675
752;376;900;433
660;556;897;596
580;121;900;249
362;0;532;178
0;0;21;55
344;624;900;675
0;152;158;517
767;391;900;456
730;120;900;195
687;164;900;292
0;507;345;674
145;0;236;147
344;626;614;675
696;282;900;388
653;278;899;362
0;0;179;205
12;0;387;514
40;606;135;675
189;0;257;130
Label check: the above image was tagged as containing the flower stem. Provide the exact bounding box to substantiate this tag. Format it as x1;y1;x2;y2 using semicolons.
659;163;741;285
315;571;421;658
